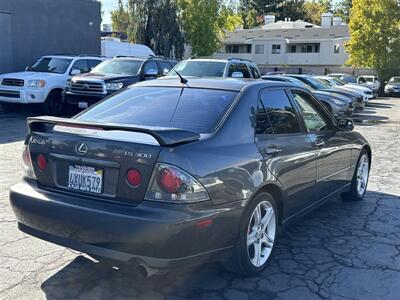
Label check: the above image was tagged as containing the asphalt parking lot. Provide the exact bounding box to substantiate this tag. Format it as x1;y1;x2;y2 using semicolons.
0;98;399;300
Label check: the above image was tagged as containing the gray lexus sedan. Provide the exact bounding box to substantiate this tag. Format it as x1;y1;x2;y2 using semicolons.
10;78;371;277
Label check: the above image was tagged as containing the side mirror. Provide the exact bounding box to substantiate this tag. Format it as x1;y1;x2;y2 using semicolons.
144;69;158;77
70;69;81;76
162;69;170;76
337;118;354;131
384;81;388;84
231;71;244;78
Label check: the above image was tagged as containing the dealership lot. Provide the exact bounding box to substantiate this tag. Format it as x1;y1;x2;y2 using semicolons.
0;98;399;299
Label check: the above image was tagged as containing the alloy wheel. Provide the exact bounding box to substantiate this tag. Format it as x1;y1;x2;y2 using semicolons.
356;154;369;196
247;200;276;268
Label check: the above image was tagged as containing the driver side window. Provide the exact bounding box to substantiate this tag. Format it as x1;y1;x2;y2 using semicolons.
291;91;328;132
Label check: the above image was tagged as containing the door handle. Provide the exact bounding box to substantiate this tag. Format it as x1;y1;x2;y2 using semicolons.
262;145;282;156
314;139;325;148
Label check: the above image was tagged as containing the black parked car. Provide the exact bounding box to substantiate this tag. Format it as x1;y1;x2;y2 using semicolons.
64;56;178;113
10;78;371;276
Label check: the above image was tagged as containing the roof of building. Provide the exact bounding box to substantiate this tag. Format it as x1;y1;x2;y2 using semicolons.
222;25;349;44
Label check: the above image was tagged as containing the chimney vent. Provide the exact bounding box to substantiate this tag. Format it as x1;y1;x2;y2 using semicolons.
321;13;333;28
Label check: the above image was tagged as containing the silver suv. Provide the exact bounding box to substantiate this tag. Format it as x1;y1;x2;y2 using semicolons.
166;58;261;79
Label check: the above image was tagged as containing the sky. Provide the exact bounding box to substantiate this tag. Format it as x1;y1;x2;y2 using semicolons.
100;0;116;25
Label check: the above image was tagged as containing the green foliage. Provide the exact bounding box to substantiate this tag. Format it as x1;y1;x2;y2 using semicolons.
177;0;222;57
303;0;333;24
346;0;400;79
334;0;352;23
110;0;185;58
110;0;129;34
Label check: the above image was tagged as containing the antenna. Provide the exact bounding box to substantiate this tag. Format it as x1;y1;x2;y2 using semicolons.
172;68;188;84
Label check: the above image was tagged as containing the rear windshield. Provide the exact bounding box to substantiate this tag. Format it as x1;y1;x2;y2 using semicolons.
77;87;238;133
92;59;142;76
168;61;226;77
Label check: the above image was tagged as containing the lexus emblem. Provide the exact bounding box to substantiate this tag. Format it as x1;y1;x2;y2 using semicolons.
75;143;88;155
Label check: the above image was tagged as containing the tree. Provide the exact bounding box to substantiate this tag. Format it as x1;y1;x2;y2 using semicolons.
110;0;185;58
110;0;129;34
346;0;400;80
239;0;308;27
177;0;222;56
303;0;333;24
334;0;352;23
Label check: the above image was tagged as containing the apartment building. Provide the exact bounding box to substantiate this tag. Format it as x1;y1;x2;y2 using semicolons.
214;13;349;73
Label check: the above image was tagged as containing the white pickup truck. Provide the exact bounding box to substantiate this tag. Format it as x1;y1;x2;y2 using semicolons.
0;55;103;115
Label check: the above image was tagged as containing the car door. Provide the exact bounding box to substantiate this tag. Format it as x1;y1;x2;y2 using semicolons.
255;88;317;219
289;89;352;200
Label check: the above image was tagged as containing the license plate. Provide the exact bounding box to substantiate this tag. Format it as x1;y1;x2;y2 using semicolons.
78;101;88;109
68;165;103;194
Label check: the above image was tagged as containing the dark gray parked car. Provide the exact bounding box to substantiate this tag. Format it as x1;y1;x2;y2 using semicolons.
262;75;354;116
10;78;371;276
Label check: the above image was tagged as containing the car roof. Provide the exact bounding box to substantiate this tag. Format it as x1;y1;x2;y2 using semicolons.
134;77;296;92
183;58;256;65
42;55;102;60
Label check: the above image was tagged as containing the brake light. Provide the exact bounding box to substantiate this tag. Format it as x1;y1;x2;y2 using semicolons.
157;168;182;193
145;164;209;203
126;169;141;187
37;154;47;171
22;144;36;179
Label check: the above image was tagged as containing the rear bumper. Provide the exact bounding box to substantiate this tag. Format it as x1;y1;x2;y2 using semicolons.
10;180;241;269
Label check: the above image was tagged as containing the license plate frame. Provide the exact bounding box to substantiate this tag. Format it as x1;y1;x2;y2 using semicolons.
68;165;103;194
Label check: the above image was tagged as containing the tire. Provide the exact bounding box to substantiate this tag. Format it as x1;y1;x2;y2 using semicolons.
341;149;370;201
42;90;63;116
1;102;18;112
225;192;278;276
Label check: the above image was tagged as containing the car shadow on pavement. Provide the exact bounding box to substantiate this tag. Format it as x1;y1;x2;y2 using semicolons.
40;190;400;300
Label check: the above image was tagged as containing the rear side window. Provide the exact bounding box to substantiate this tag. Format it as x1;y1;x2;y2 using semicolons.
256;90;301;134
250;65;261;78
239;63;251;78
78;87;238;133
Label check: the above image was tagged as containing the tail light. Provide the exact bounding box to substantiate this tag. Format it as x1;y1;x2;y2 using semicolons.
22;144;36;179
145;164;209;203
126;169;141;187
37;154;47;171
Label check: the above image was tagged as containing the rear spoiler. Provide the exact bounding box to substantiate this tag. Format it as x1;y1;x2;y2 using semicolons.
27;116;200;146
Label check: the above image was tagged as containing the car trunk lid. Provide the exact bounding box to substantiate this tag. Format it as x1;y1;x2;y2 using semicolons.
27;116;200;205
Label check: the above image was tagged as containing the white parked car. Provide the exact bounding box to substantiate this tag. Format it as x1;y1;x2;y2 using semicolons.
0;55;103;114
357;75;381;95
316;76;374;102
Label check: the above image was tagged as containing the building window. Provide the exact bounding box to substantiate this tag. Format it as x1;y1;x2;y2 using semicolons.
225;44;252;54
255;44;264;54
272;44;281;54
334;44;340;54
